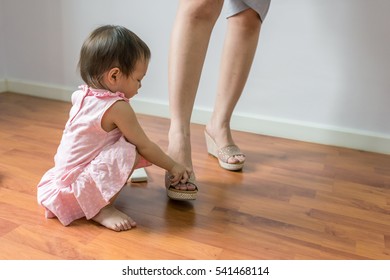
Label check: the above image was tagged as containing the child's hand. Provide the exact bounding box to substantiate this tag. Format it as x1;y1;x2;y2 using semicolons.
168;163;190;186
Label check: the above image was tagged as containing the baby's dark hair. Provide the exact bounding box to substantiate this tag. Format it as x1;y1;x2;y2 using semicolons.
78;25;151;89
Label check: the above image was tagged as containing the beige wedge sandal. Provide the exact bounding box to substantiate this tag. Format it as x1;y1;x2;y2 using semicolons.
165;172;198;200
204;130;245;171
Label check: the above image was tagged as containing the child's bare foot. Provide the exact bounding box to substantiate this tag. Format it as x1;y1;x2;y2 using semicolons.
92;205;136;232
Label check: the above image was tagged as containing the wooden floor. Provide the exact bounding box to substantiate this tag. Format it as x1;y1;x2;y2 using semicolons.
0;92;389;260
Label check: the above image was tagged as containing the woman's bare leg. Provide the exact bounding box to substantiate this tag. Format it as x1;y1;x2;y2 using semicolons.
167;0;224;187
206;8;261;164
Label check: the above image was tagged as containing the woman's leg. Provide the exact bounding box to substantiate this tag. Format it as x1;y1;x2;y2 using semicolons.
167;0;224;186
206;8;261;164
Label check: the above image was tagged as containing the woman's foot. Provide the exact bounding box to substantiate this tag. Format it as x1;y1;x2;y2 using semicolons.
205;124;245;167
167;130;197;191
92;205;136;232
166;172;198;200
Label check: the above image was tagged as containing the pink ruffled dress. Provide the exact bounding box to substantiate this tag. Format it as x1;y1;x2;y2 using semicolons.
37;85;150;226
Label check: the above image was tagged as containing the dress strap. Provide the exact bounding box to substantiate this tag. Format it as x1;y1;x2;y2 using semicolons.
85;86;129;102
69;86;90;124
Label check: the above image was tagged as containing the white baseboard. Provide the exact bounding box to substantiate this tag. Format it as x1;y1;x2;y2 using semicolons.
228;114;390;155
5;79;73;101
3;79;390;155
134;98;390;155
0;79;7;93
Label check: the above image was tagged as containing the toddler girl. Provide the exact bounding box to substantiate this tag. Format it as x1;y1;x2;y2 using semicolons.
37;25;194;232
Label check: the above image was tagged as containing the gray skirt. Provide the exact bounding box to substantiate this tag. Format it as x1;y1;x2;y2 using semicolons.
225;0;271;22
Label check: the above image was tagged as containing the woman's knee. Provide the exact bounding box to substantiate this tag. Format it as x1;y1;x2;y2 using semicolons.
180;0;223;23
229;8;261;33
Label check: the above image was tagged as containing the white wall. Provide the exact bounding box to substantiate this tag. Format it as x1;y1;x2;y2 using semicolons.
248;0;390;135
0;0;7;90
1;0;389;154
1;0;177;89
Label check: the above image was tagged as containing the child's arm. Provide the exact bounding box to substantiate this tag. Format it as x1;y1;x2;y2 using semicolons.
103;100;189;185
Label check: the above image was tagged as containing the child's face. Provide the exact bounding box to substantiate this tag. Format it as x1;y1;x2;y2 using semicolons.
117;60;148;99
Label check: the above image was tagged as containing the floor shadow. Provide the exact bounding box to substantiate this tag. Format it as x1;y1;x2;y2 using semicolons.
163;198;196;229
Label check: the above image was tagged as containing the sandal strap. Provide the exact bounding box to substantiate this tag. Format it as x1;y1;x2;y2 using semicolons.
165;172;199;191
217;145;245;163
169;178;198;191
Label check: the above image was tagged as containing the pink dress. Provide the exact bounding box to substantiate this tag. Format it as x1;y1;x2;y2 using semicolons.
37;85;150;226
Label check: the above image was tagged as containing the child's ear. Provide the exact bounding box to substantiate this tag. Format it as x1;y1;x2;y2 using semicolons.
101;67;121;90
110;67;121;81
108;67;121;82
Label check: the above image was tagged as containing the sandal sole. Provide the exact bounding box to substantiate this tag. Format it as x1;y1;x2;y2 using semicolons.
167;188;198;200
